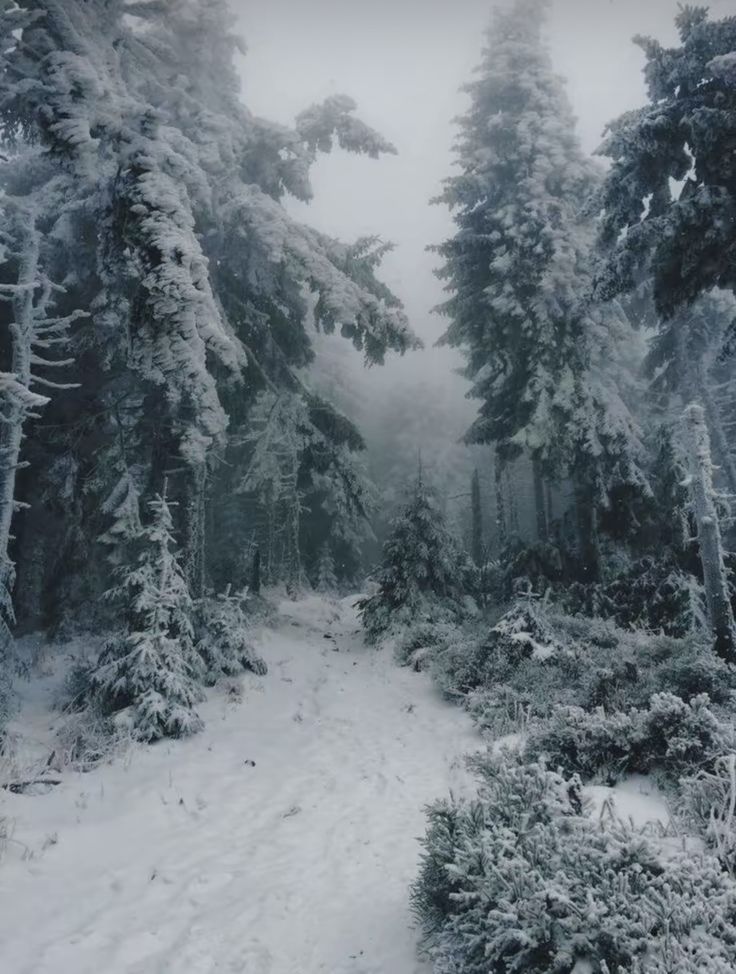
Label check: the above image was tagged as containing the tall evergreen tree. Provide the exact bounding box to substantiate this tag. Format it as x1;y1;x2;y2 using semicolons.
597;6;736;324
91;491;204;740
0;0;416;633
433;0;646;580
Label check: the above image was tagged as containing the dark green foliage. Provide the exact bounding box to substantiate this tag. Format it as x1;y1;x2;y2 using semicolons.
359;475;473;641
413;755;736;974
563;557;705;638
89;494;205;742
598;8;736;319
428;597;736;739
526;693;734;784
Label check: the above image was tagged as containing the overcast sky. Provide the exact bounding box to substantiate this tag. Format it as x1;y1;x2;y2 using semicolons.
232;0;731;357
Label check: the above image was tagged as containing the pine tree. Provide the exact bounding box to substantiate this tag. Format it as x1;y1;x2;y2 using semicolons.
315;543;338;594
196;586;267;685
0;0;417;628
98;470;143;568
433;0;646;580
597;7;736;321
91;492;204;740
359;472;470;640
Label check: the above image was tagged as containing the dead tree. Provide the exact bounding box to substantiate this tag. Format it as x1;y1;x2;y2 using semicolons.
683;403;736;662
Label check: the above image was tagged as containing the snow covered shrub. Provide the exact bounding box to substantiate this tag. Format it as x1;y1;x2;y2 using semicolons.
493;540;567;600
89;494;204;742
51;709;121;772
196;588;267;684
527;693;733;784
359;474;474;642
431;599;574;699
681;754;736;876
413;755;736;974
563;557;706;638
394;620;468;672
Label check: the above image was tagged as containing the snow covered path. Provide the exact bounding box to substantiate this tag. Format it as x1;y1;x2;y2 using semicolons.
0;595;480;974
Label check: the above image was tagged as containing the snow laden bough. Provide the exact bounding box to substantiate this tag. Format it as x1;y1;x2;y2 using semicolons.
413;754;736;974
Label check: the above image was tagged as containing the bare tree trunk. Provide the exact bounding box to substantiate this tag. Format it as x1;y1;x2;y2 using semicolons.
683;403;736;661
0;221;45;648
574;479;601;583
181;463;206;600
494;449;507;550
251;545;261;595
533;456;548;543
702;384;736;501
546;481;554;532
507;466;519;537
470;468;483;566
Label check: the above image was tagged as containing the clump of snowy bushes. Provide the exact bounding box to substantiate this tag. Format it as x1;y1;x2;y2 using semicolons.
413;754;736;974
526;693;734;785
425;597;736;734
562;556;706;639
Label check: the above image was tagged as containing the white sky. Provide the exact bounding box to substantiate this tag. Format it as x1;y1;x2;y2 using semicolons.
231;0;732;409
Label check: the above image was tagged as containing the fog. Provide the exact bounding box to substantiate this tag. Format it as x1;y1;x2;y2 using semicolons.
234;0;731;350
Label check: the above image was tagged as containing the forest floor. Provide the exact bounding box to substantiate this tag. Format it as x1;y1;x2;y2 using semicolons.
0;594;481;974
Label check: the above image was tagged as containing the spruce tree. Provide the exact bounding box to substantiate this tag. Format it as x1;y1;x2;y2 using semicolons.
0;0;417;630
359;472;470;640
433;0;646;580
598;6;736;320
315;542;338;594
91;492;204;741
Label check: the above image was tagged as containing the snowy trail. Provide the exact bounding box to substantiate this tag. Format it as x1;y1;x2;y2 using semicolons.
0;595;480;974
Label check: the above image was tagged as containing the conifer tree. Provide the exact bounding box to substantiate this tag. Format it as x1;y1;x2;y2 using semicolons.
0;0;416;628
195;586;267;685
598;7;736;321
98;470;144;568
359;471;470;640
315;542;338;594
91;492;204;740
433;0;646;580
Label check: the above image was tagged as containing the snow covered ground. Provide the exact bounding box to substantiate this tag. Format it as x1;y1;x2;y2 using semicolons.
0;595;481;974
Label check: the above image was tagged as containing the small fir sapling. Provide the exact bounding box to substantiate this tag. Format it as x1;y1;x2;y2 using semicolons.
359;471;472;640
91;491;204;741
314;542;338;594
196;586;267;684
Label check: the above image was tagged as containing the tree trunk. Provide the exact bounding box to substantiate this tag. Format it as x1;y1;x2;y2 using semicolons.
574;479;601;583
251;546;261;595
0;222;43;649
702;384;736;502
533;456;548;543
181;463;207;600
683;403;736;661
494;449;507;551
508;467;519;537
546;482;554;532
470;468;483;566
